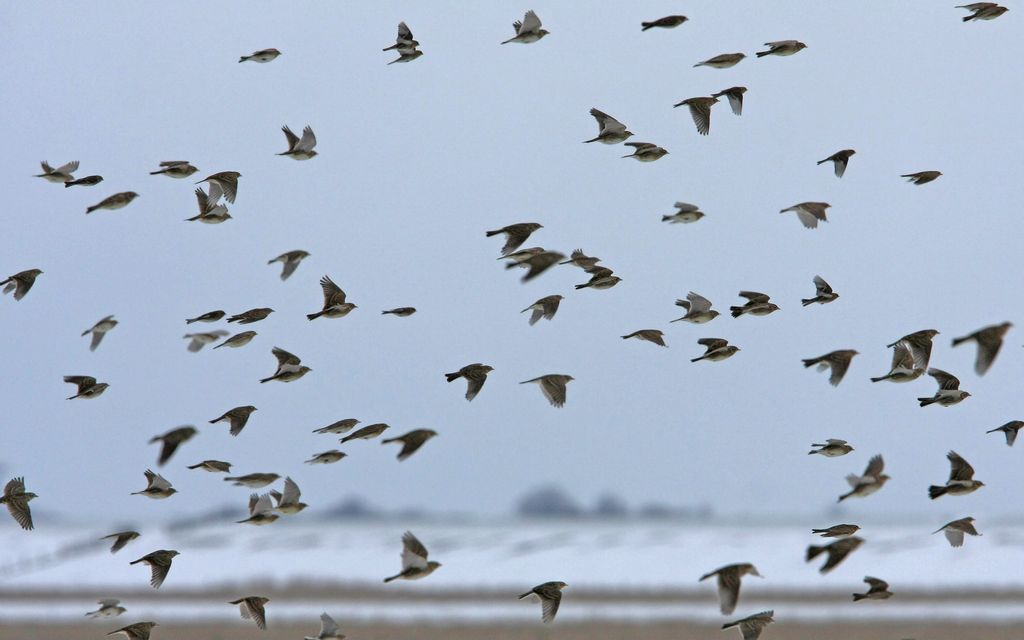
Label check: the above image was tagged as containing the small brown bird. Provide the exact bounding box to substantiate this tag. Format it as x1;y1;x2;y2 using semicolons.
35;160;78;182
86;192;139;214
185;183;230;224
64;375;109;400
187;460;232;473
662;202;705;224
305;450;347;465
699;563;762;615
268;250;310;281
1;477;37;530
382;429;439;461
673;96;719;135
64;175;104;187
522;294;563;325
502;247;546;268
517;251;566;283
131;470;176;499
691;338;740;363
307;276;356;320
918;368;971;407
559;249;601;270
958;3;1009;21
86;599;126;618
149;426;197;466
694;53;746;68
934;516;981;547
838;455;889;502
260;347;311;383
952;322;1012;375
902;170;942;185
756;40;807;57
641;15;687;30
585;108;633;144
721;610;774;639
2;268;43;301
672;292;720;323
445;363;494;401
808;439;854;457
186;310;226;324
82;315;118;351
196;171;241;203
388;49;423;65
150;160;199;178
313;418;360;434
183;331;228;352
518;581;568;623
802;275;838;306
213;330;257;349
102;530;140;553
106;621;158;640
384;22;419;53
130;549;179;588
853;576;893;602
817;149;856;178
574;266;620;290
384;531;442;582
340;423;390;443
811;524;860;538
807;536;864;574
237;493;280;525
887;329;939;371
711;86;747;115
520;375;574;408
227;307;273;324
278;125;318;160
486;223;544;256
929;451;984;499
224;473;280;488
871;342;925;383
987;420;1024;447
229;596;270;630
501;10;550;44
210;406;257;437
802;349;858;386
239;48;281;63
780;202;830;229
622;330;667;347
730;292;779;318
382;307;417;317
621;141;669;162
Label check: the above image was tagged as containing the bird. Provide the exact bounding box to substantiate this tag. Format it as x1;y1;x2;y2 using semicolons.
382;429;438;461
131;470;176;499
574;266;620;290
150;160;199;178
486;223;544;256
388;49;424;65
802;349;858;386
64;375;109;399
520;375;574;408
185;183;231;224
196;171;241;203
929;451;985;499
305;450;347;465
853;576;893;602
584;108;633;144
185;310;225;324
86;599;126;618
673;96;719;135
383;22;419;53
224;473;280;488
699;563;762;615
887;329;939;371
808;439;854;457
958;3;1009;21
382;307;417;316
86;192;139;214
237;493;280;525
502;247;546;268
1;268;43;301
522;295;563;325
514;250;566;283
239;48;281;63
501;10;549;44
227;307;274;324
1;477;37;530
305;612;346;640
129;549;179;588
662;202;705;224
691;338;740;363
780;202;830;229
934;517;981;547
622;330;667;347
802;275;839;306
210;405;257;437
313;418;360;434
187;460;232;473
721;610;774;639
445;363;495;401
641;15;688;30
817;149;856;178
730;292;779;318
811;524;860;538
307;276;356;320
213;330;257;349
559;249;601;270
229;596;270;630
82;315;118;351
35;160;79;182
106;622;158;640
987;420;1024;446
918;368;971;407
260;347;312;383
183;330;228;352
902;170;942;184
952;322;1012;375
384;531;442;582
64;175;104;187
340;423;391;443
838;454;889;502
518;581;567;623
268;250;310;280
807;536;864;574
870;342;925;383
756;40;807;57
101;530;140;553
671;292;720;323
148;426;197;466
621;141;668;162
278;125;318;160
711;87;747;115
694;53;746;68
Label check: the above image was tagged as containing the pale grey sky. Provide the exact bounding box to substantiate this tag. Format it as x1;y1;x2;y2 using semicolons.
2;2;1022;527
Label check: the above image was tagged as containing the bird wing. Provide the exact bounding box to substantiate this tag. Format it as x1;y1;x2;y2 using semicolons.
397;435;428;461
281;125;300;150
320;612;340;636
900;338;934;371
149;557;172;588
726;91;743;115
401;531;430;569
686;101;712;135
764;40;797;47
540;590;562;623
4;477;25;496
590;108;626;134
795;208;820;229
465;371;487;401
158;439;181;466
248;601;268;630
5;495;33;530
55;160;80;174
864;576;888;590
827;353;854;386
298;126;317;151
281;477;301;504
320;276;346;305
687;292;712;313
397;21;413;41
97;599;121;607
944;527;965;547
273;347;302;367
738;617;769;640
974;330;1005;375
624;142;655;150
947;451;975;481
833;156;848;178
890;343;915;369
738;291;770;303
863;454;884;480
928;368;960;391
540;377;568;407
520;10;542;34
813;275;832;295
717;570;741;615
698;338;728;350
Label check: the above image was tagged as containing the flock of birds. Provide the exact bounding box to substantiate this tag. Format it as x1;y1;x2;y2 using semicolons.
2;4;1018;640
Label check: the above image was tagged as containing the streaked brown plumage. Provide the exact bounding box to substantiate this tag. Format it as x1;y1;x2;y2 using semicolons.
2;268;43;301
196;171;241;203
486;223;544;255
186;309;225;324
756;40;807;57
340;423;390;443
870;342;924;383
64;375;109;400
518;581;568;623
886;329;939;371
86;192;139;214
1;477;37;530
952;322;1012;375
106;621;158;640
187;460;232;473
694;53;745;68
902;170;942;184
933;516;981;547
801;275;838;306
917;368;970;407
673;96;718;135
520;374;574;408
35;160;78;182
802;349;858;386
227;307;274;324
811;524;860;538
987;420;1024;447
131;469;176;499
729;291;779;318
808;439;853;457
691;338;740;362
817;149;855;178
711;86;747;115
129;549;179;588
313;418;360;434
672;292;719;323
522;294;563;325
150;160;199;178
384;531;442;582
928;451;984;499
229;596;269;630
210;405;257;437
445;363;494;401
382;429;439;461
64;175;104;187
585;108;633;144
721;610;774;639
780;202;830;229
621;141;668;161
307;276;356;320
260;347;312;383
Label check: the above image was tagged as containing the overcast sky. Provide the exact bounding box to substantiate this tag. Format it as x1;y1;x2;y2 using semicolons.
2;2;1022;528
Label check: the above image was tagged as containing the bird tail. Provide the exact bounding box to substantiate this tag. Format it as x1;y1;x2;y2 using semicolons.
810;528;827;534
64;182;73;188
259;376;274;384
985;427;1000;433
806;545;825;561
445;372;461;382
951;336;968;347
500;37;516;45
816;159;828;165
187;463;201;469
721;621;738;630
129;558;143;565
963;15;973;22
802;358;821;368
381;437;397;445
690;356;704;363
574;284;588;290
800;298;815;306
383;574;401;583
928;485;947;500
85;206;98;214
837;490;852;503
870;375;888;383
517;591;533;600
852;593;867;601
729;306;744;318
238;56;249;62
918;397;936;407
756;51;771;58
808;450;819;455
662;215;674;222
485;230;501;237
583;136;601;143
307;311;323;321
149;169;166;175
698;571;714;582
381;310;393;315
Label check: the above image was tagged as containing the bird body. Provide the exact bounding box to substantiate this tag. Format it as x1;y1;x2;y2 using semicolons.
585;108;633;144
809;439;853;457
917;368;970;407
802;275;838;306
229;596;270;630
694;53;745;68
807;536;864;573
239;48;281;63
129;549;179;588
64;375;109;400
445;363;494;401
131;470;176;499
501;10;549;44
1;477;37;530
699;563;762;615
210;405;257;436
802;349;858;386
756;40;807;57
260;347;311;383
82;315;118;351
383;531;442;582
853;576;893;601
2;268;43;301
518;581;567;623
340;423;390;443
838;454;888;501
307;276;356;320
641;15;687;30
278;125;318;159
780;202;830;229
382;429;438;461
520;375;573;407
621;141;668;161
691;338;739;362
929;451;984;499
86;192;139;214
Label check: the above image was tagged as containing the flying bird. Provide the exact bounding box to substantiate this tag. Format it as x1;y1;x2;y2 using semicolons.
278;125;318;160
186;184;231;224
2;268;43;301
870;342;924;383
808;439;854;457
641;15;688;30
817;149;856;178
802;349;858;386
559;249;601;270
340;423;391;443
196;171;241;203
187;460;232;473
756;40;807;57
86;192;139;214
313;418;360;434
260;347;311;383
86;599;126;618
952;322;1012;375
186;310;225;324
886;329;939;371
934;517;981;547
694;53;746;68
129;549;179;588
304;612;346;640
987;420;1024;447
239;48;281;63
224;473;280;488
671;292;719;323
691;338;740;363
780;202;830;229
699;563;762;615
622;329;667;347
268;250;310;281
958;3;1009;21
516;251;566;283
384;531;442;582
711;86;747;115
662;202;705;224
522;294;563;325
621;141;669;162
730;291;779;318
382;307;416;316
384;22;419;53
229;596;270;630
382;429;439;461
64;175;104;187
807;536;864;573
305;449;347;465
918;368;970;407
210;406;257;436
1;477;37;530
518;581;568;623
838;455;889;502
574;265;620;290
101;530;140;553
227;307;274;324
929;451;984;499
801;275;839;306
307;276;356;320
64;375;109;400
213;330;257;349
852;576;893;602
673;96;719;135
35;160;79;182
501;10;549;44
148;426;197;466
82;315;118;351
131;470;176;499
237;493;280;525
721;610;774;639
486;222;544;256
445;363;494;401
585;108;633;144
150;160;199;178
106;622;158;640
183;330;228;352
811;524;860;538
520;374;574;407
388;49;424;65
902;170;942;185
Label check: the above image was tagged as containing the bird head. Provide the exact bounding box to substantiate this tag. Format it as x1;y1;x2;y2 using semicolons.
556;581;568;589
